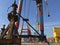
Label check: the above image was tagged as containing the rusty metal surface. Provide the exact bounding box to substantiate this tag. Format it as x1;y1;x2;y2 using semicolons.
0;39;21;44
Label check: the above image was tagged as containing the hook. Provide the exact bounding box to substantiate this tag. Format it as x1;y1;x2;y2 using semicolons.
48;11;50;17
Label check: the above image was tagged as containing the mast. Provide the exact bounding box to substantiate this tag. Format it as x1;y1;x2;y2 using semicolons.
17;0;23;14
36;0;44;35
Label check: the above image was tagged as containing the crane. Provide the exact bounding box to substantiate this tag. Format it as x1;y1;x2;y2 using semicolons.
0;0;50;45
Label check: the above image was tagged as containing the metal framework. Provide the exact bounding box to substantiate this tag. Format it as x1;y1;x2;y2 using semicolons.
0;0;50;45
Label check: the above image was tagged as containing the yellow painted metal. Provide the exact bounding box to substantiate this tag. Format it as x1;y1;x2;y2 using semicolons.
53;27;60;37
53;27;60;43
54;32;60;37
55;37;60;43
53;27;60;32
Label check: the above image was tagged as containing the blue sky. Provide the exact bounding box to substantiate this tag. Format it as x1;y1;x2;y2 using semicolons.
0;0;60;38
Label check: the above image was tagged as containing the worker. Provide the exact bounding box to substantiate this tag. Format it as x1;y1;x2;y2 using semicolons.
1;25;5;33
